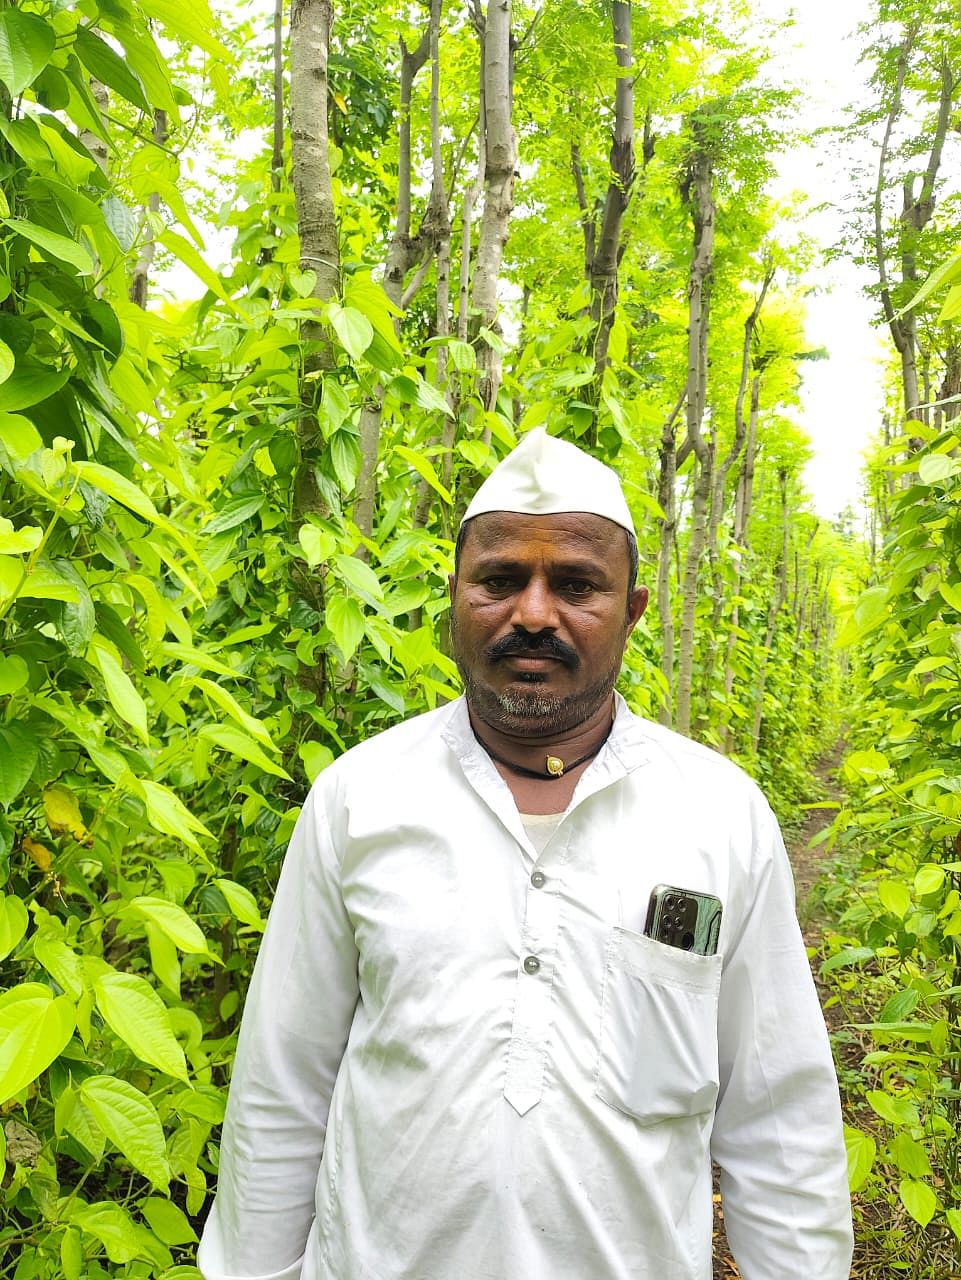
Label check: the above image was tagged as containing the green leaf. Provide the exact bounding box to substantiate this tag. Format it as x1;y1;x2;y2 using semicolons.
0;516;42;553
135;778;212;854
0;411;43;457
414;378;453;418
204;493;264;536
0;895;28;960
61;1226;83;1280
843;1125;875;1192
0;556;80;604
878;879;911;918
199;725;292;780
329;304;373;360
80;1075;170;1191
93;971;188;1080
126;897;210;956
448;339;476;372
0;653;28;695
189;676;278;749
299;740;334;783
73;26;151;113
88;637;149;742
394;444;452;503
947;1208;961;1244
844;749;890;780
899;1178;937;1228
33;934;83;1000
938;580;961;613
72;461;163;525
57;1084;106;1161
878;987;919;1023
0;10;55;96
914;864;945;896
890;1132;932;1179
67;1201;143;1265
0;338;13;385
334;553;384;601
298;524;337;566
865;1089;918;1127
0;723;39;807
140;1196;198;1245
326;592;365;663
0;369;68;412
940;282;961;323
917;453;961;485
3;217;93;275
0;983;75;1103
214;877;264;931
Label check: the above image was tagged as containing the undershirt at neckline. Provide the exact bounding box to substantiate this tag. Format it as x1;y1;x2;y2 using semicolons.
519;811;564;857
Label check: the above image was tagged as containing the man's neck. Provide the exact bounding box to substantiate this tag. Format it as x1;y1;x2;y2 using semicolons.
467;696;615;815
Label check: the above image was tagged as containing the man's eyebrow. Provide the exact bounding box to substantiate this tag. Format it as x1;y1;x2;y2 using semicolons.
469;555;610;578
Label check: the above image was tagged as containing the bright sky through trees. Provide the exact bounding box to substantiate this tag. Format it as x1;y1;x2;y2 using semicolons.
759;0;887;520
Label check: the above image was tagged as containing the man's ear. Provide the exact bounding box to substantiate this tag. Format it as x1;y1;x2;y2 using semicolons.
627;586;649;632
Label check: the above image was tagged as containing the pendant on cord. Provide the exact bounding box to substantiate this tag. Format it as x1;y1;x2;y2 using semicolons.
546;756;565;777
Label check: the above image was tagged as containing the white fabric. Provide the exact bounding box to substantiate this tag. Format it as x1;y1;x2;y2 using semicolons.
519;811;564;857
461;427;636;534
198;696;853;1280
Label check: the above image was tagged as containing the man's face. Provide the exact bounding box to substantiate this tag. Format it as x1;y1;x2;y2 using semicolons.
449;511;648;737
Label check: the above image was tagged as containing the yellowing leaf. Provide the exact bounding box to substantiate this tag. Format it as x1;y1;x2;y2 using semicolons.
23;836;53;872
43;784;90;843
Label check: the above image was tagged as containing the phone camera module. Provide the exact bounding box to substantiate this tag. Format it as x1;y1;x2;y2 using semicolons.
681;931;695;951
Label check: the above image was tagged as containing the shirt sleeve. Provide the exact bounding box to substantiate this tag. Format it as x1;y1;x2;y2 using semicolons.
711;795;854;1280
197;787;359;1280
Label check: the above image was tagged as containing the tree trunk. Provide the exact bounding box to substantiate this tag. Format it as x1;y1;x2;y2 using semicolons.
721;373;760;755
354;18;434;548
290;0;341;524
655;392;685;725
675;122;715;737
695;272;772;735
588;0;634;385
129;111;168;308
750;469;790;756
472;0;516;421
272;0;284;189
873;31;955;438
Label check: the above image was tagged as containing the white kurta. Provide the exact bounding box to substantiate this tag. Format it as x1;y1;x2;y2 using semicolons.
198;696;853;1280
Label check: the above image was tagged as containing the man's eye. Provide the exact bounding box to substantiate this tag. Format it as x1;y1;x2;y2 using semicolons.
562;580;594;596
483;577;515;592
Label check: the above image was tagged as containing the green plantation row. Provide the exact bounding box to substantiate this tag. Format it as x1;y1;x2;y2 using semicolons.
0;0;960;1274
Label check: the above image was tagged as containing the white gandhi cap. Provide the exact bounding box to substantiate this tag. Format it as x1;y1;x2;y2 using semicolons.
461;427;635;537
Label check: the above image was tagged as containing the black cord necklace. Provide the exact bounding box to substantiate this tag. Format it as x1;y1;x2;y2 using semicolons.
473;720;613;781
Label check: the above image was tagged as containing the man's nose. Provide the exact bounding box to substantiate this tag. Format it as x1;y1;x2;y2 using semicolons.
509;578;559;632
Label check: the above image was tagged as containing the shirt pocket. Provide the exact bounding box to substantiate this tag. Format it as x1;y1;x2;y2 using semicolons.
595;926;722;1126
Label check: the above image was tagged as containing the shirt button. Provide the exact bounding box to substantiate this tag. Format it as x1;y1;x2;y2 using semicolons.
530;870;546;888
523;955;541;975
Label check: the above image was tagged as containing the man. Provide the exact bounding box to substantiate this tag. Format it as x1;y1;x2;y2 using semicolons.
198;428;853;1280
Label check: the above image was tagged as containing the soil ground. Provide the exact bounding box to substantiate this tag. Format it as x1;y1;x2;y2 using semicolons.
711;744;846;1280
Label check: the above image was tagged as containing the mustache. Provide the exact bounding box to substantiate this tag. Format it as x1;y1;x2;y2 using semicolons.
486;629;579;668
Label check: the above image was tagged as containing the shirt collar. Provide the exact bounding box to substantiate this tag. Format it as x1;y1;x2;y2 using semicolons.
440;693;651;835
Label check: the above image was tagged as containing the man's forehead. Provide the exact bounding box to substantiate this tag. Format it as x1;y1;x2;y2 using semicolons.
463;510;626;553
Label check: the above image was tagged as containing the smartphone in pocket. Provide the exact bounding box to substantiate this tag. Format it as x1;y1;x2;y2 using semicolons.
644;885;722;956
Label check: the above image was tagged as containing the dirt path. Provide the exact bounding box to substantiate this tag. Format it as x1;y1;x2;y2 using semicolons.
711;744;846;1280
